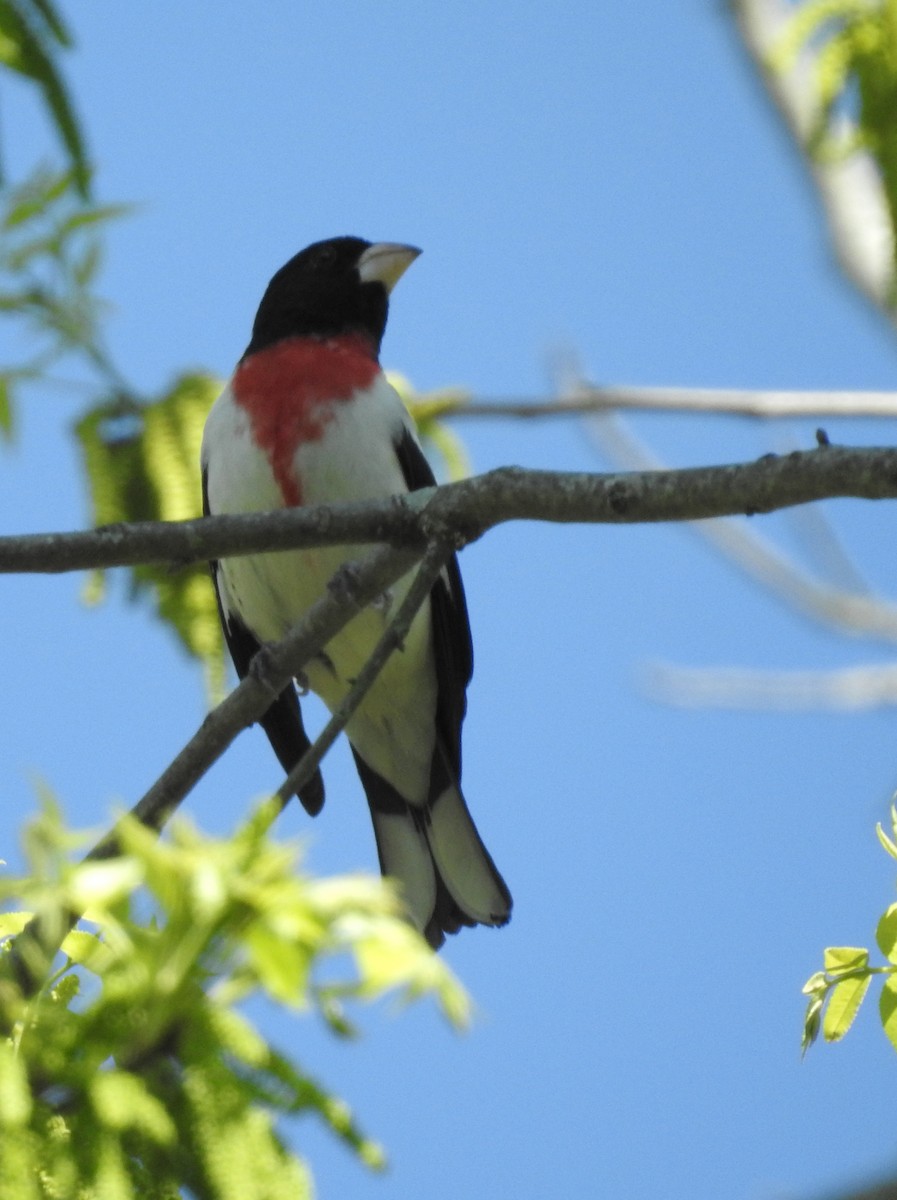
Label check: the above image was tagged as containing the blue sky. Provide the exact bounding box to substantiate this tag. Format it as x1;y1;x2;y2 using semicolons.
3;2;897;1197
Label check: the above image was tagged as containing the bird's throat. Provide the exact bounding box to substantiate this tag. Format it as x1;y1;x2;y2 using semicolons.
233;334;380;505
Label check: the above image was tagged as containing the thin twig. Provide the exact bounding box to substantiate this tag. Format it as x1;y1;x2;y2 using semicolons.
276;542;449;807
695;517;897;645
456;387;897;421
784;499;870;595
110;544;420;844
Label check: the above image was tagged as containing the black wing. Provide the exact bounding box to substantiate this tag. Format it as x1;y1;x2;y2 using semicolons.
202;467;325;816
393;426;473;783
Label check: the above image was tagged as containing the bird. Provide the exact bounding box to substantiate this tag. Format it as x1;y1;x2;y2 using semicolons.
200;236;512;948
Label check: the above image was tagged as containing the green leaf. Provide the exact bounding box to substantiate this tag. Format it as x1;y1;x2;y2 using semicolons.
802;994;824;1057
72;238;101;287
388;371;473;481
60;928;112;974
1;799;467;1196
0;1122;39;1197
258;1045;384;1167
877;817;897;860
349;912;472;1028
90;1071;177;1144
51;970;79;1006
25;0;72;47
5;232;62;271
0;1042;32;1125
823;972;872;1042
769;1;897;284
56;201;133;237
205;1006;269;1069
65;857;144;912
823;945;869;974
888;802;897;843
0;1;90;194
89;1131;132;1200
421;418;472;482
0;910;31;939
1;166;73;229
877;903;897;962
245;923;311;1006
881;973;897;1053
771;0;869;73
0;375;15;441
802;969;828;996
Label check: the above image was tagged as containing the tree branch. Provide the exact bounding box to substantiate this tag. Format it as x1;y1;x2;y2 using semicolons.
6;440;897;995
2;447;897;575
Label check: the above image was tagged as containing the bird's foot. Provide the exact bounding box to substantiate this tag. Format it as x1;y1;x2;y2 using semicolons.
370;588;394;616
248;642;283;699
327;561;362;604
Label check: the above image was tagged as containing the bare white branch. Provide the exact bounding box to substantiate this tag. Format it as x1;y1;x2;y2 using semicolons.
583;414;897;645
457;386;897;421
645;660;897;711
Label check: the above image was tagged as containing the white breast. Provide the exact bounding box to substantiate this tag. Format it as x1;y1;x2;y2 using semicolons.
201;373;438;803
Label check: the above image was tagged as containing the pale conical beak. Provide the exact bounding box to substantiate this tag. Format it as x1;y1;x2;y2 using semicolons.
357;242;422;293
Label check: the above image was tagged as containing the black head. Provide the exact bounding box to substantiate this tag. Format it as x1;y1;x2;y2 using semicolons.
244;236;421;359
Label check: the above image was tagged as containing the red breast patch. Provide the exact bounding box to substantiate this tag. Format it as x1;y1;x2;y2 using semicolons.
233;334;380;506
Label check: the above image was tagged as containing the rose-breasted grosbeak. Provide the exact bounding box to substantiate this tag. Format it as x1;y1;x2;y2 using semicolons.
200;236;512;948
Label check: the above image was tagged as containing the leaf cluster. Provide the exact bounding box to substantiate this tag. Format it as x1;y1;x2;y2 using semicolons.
0;0;88;192
774;0;897;283
0;167;128;437
74;373;228;695
386;371;472;481
0;796;468;1198
802;804;897;1054
0;9;229;681
0;159;229;684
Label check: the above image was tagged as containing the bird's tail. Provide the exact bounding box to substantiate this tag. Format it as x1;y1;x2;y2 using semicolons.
352;751;512;949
